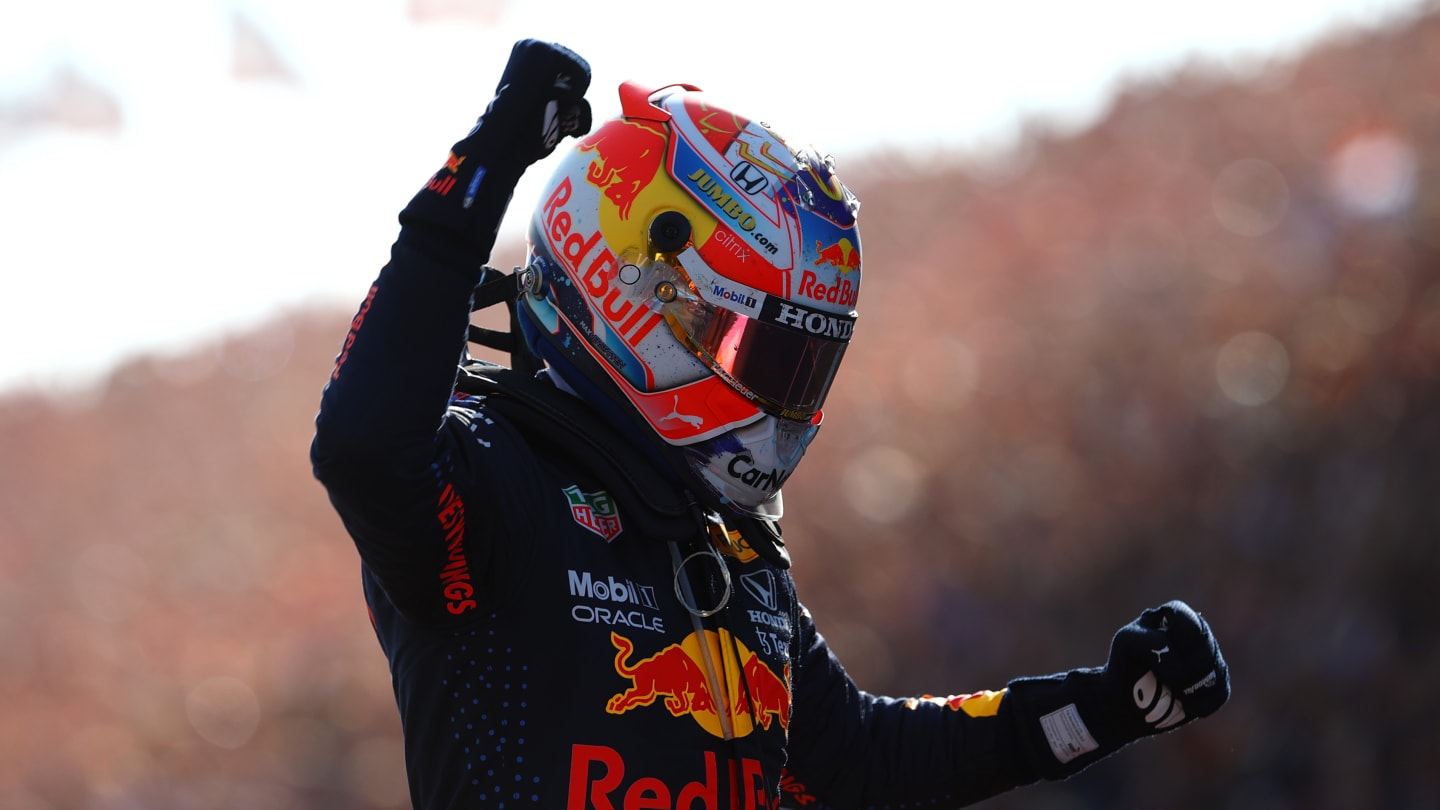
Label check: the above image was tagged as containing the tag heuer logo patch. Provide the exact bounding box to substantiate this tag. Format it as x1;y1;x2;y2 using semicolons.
564;485;622;541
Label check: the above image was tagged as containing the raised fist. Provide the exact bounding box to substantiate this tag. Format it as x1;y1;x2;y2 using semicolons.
399;39;593;262
1006;599;1231;776
1103;600;1230;738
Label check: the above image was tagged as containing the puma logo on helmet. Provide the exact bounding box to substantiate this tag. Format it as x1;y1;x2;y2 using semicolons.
659;395;704;428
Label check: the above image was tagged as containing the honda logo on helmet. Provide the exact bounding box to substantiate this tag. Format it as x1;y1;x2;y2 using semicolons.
770;301;854;342
729;162;769;195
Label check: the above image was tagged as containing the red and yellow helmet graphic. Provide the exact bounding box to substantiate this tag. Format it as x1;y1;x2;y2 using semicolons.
522;81;862;445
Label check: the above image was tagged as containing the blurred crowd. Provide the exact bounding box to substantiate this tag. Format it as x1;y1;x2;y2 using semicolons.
786;8;1440;808
2;7;1438;809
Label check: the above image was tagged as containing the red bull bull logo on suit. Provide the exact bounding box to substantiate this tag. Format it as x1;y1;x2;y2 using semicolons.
606;630;790;739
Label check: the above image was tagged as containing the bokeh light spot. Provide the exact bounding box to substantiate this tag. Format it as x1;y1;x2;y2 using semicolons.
842;445;925;524
1216;331;1291;406
1326;129;1416;218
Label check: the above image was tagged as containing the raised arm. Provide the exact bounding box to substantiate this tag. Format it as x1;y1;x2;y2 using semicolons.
309;39;592;605
783;600;1230;808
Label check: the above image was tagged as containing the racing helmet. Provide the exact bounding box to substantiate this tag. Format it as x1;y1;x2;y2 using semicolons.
516;81;862;518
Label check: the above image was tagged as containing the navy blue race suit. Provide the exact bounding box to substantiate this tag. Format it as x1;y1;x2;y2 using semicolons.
308;224;1089;809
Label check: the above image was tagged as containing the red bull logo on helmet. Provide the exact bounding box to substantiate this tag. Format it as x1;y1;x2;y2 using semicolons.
794;237;860;311
541;176;667;351
607;630;790;739
580;118;669;221
797;269;857;308
814;238;860;273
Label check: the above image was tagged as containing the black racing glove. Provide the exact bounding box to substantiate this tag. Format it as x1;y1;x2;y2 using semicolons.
1006;600;1230;779
398;38;592;264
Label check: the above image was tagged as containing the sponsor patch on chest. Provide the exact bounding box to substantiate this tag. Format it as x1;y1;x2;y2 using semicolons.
564;485;623;541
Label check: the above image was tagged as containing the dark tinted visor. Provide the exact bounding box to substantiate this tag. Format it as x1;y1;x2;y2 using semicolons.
661;290;847;419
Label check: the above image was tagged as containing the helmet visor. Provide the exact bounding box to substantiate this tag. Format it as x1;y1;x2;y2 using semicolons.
656;276;849;420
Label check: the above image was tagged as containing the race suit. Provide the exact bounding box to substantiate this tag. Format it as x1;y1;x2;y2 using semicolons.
309;233;1063;809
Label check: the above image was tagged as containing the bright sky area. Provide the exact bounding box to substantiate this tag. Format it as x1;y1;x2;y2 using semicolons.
0;0;1430;394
